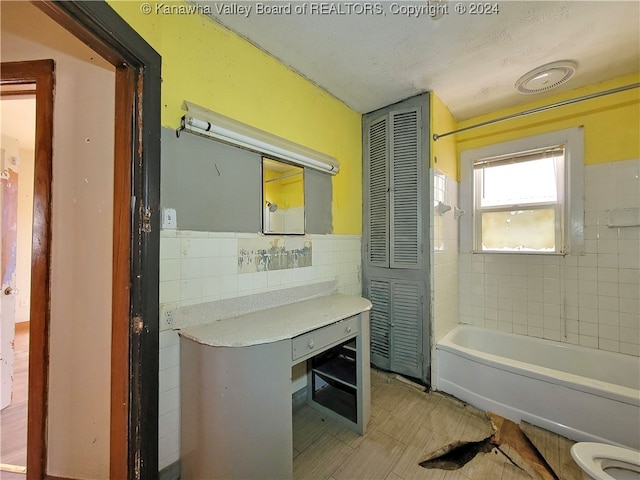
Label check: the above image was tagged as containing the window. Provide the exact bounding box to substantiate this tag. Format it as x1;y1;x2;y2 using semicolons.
460;128;584;255
474;146;564;252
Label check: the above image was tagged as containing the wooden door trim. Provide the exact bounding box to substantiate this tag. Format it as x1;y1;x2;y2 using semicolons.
32;2;161;478
1;59;55;480
110;64;134;480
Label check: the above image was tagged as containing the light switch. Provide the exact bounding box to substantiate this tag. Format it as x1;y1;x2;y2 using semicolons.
162;208;177;229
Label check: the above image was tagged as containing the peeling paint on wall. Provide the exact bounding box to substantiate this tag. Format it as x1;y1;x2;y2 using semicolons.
238;236;312;273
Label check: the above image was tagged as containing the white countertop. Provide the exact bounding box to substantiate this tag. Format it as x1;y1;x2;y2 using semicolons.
179;294;372;347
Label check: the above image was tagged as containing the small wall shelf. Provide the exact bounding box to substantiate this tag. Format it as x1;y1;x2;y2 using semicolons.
607;207;640;228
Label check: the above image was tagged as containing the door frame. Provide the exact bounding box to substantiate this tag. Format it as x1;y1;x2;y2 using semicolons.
9;1;160;478
1;60;54;478
0;60;54;478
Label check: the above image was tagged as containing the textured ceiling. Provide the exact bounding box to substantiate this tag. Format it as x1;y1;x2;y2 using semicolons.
202;0;640;119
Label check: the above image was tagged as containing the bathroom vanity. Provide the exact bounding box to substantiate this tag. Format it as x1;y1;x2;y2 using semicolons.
179;293;372;479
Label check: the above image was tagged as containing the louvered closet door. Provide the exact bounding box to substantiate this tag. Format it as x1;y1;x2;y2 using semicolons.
367;116;389;267
365;109;421;270
389;280;422;377
368;278;391;369
390;109;421;269
362;94;429;383
367;278;422;379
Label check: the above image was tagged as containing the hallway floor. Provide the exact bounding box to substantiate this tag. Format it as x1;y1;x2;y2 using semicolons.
293;369;581;480
0;322;28;480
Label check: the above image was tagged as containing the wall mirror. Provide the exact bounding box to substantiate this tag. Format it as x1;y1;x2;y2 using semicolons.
262;157;305;234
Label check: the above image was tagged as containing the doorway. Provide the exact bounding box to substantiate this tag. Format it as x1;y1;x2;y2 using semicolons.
1;1;161;478
0;88;36;478
0;59;53;480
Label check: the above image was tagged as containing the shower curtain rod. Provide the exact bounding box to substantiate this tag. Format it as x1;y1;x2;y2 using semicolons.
432;82;640;141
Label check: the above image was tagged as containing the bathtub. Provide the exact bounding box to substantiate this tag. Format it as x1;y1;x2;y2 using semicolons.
435;325;640;449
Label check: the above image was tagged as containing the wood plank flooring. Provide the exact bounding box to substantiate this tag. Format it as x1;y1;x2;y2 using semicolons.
1;322;28;479
293;369;581;480
1;327;581;480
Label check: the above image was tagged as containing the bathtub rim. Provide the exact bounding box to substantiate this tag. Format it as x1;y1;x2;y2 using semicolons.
436;348;639;448
436;325;640;408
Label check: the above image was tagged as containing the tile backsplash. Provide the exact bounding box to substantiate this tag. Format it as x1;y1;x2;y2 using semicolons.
159;231;361;309
158;231;362;469
238;236;312;273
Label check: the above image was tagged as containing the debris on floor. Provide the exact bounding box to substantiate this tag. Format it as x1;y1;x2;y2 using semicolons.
418;436;495;470
419;412;581;480
520;420;584;480
488;412;558;480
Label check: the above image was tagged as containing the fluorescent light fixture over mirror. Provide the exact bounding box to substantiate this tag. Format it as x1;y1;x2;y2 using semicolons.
178;101;340;175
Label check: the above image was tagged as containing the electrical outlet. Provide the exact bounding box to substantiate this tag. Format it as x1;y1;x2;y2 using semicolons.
159;303;178;330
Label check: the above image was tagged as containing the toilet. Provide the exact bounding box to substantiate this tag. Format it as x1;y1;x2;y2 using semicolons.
571;442;640;480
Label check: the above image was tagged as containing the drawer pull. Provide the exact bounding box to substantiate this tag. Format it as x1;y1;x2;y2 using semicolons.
346;326;352;334
308;340;315;350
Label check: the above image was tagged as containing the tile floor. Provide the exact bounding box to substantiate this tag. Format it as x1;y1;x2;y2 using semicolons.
293;369;579;480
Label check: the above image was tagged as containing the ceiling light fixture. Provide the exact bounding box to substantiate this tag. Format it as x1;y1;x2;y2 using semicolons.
515;60;577;95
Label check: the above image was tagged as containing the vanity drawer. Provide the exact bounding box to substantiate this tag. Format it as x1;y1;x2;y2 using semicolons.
292;316;359;361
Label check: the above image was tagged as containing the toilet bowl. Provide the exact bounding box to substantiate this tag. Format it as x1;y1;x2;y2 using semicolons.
571;442;640;480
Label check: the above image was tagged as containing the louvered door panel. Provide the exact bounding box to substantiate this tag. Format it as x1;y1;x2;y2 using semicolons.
362;94;429;384
368;278;391;369
367;117;389;267
390;280;422;378
390;109;421;269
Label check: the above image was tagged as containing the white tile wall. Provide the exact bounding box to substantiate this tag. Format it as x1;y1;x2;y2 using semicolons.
157;231;362;470
431;170;460;383
459;159;640;356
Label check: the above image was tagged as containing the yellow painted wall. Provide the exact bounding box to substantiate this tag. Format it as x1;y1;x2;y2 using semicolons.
108;0;362;234
456;72;640;166
263;167;281;207
430;93;459;180
281;177;305;209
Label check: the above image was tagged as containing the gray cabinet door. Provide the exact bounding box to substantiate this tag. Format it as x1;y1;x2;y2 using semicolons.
362;93;430;383
390;108;422;269
366;116;390;268
367;278;423;379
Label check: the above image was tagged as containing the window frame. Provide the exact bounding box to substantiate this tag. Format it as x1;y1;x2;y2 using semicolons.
460;127;584;255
